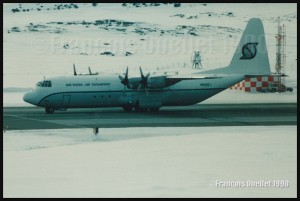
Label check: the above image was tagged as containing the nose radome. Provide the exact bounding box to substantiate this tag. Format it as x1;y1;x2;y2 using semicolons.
23;92;37;105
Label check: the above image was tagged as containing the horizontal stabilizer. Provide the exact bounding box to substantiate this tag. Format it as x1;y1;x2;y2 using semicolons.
244;73;288;78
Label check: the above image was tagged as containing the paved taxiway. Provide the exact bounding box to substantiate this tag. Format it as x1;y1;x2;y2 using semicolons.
3;103;297;130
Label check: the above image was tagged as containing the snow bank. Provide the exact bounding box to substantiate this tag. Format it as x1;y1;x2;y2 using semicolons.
3;126;297;197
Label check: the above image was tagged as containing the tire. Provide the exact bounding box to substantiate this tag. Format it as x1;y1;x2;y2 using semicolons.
45;107;55;114
122;105;133;112
134;100;147;112
134;106;148;112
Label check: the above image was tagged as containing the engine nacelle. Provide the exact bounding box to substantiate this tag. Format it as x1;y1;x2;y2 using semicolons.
147;76;167;89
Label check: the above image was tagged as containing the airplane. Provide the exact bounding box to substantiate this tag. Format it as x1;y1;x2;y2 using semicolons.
23;18;271;114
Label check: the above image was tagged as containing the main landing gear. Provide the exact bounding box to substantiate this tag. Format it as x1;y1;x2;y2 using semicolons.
122;105;133;112
122;104;160;112
45;107;55;114
135;106;160;112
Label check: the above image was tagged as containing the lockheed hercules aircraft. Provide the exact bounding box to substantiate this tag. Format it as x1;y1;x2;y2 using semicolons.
24;18;271;113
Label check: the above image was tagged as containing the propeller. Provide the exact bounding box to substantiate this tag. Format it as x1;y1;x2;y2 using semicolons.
119;66;150;95
138;66;150;95
73;64;77;76
119;67;131;90
88;67;92;75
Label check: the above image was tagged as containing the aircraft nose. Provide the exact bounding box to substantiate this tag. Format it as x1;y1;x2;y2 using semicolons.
23;91;37;105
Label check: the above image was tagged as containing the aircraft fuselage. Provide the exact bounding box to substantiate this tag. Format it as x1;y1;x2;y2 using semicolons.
23;74;244;112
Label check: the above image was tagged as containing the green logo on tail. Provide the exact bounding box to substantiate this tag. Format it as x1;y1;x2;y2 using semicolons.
240;43;258;60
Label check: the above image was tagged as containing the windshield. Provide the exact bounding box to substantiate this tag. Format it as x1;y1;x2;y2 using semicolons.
36;80;52;87
36;81;42;87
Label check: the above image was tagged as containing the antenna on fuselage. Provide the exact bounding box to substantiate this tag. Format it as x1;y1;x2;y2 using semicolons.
73;64;77;76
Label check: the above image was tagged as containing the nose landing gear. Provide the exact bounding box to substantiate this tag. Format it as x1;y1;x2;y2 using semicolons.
45;107;55;114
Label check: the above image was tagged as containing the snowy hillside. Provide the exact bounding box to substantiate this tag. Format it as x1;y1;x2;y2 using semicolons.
3;3;297;90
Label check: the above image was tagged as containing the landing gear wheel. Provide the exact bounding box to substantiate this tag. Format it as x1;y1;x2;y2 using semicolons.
134;106;148;112
122;105;133;112
45;107;55;114
134;100;148;112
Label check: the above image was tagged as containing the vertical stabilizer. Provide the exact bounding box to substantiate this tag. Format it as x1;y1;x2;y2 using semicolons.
202;18;271;76
228;18;271;75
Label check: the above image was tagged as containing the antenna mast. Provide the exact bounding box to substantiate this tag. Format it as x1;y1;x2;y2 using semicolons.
275;17;286;91
192;51;202;69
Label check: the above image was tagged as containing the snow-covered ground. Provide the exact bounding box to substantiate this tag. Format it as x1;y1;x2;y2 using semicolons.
3;126;297;198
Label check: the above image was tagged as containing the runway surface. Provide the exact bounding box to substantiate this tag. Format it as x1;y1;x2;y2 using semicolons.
3;103;297;130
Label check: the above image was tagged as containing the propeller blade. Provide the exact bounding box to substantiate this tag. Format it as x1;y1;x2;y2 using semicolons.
88;67;92;75
73;64;77;76
139;66;142;75
122;79;129;86
125;66;128;79
139;66;144;78
140;68;149;87
119;75;124;81
138;66;151;94
119;67;130;90
145;72;150;79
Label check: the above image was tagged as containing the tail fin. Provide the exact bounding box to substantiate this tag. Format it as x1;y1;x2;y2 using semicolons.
228;18;271;75
202;18;271;75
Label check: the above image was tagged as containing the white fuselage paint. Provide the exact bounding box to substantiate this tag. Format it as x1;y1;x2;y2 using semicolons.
23;18;271;112
23;73;245;109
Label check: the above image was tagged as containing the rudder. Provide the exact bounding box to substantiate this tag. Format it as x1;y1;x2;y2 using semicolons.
228;18;271;75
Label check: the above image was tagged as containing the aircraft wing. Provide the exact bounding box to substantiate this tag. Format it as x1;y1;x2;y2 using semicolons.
121;68;222;89
145;74;222;88
166;74;222;80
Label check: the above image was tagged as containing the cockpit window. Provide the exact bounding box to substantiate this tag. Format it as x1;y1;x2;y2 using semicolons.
47;81;52;87
36;80;52;87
